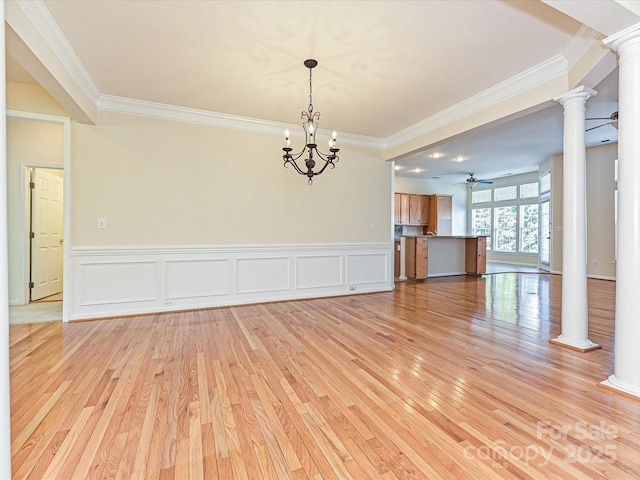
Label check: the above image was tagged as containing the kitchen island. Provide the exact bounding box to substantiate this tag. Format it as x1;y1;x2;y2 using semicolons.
403;235;487;280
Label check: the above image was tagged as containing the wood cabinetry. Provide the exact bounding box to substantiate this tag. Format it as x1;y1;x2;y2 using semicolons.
465;237;487;275
427;194;452;235
405;237;428;280
409;195;429;225
394;193;410;225
404;236;487;280
394;193;429;226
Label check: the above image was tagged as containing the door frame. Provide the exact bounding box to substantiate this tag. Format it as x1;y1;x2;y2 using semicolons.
539;193;551;272
9;110;71;321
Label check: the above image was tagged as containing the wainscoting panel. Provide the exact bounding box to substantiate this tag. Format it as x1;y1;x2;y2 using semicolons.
67;243;393;321
236;257;290;294
79;261;158;306
165;259;230;300
346;253;389;285
295;255;343;290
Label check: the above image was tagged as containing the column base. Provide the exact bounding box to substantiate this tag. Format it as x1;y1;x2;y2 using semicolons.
549;335;601;352
399;275;407;281
599;375;640;400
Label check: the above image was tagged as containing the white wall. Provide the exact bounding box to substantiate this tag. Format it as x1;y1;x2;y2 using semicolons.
394;176;468;235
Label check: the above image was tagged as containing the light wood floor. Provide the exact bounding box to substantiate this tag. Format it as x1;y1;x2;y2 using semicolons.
10;273;640;479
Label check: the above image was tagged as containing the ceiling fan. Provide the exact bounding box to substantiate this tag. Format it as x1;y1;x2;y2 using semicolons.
586;111;618;132
466;173;493;187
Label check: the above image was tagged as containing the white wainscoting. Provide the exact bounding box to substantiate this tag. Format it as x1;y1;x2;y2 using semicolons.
67;243;393;321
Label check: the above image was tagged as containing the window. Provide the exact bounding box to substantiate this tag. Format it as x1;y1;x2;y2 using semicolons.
520;182;539;199
494;185;517;202
472;189;491;204
471;208;492;249
540;172;551;194
494;206;517;252
519;204;539;253
470;178;540;255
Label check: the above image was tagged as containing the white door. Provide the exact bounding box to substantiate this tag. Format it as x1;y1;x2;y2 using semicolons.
31;169;64;301
539;197;551;271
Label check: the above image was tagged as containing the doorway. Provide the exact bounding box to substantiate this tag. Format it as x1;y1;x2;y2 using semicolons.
7;110;71;323
539;195;551;272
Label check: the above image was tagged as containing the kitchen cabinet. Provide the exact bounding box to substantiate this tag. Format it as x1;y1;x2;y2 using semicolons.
394;193;410;225
404;235;487;280
465;236;487;275
405;237;428;280
394;193;429;226
409;195;429;225
428;194;452;235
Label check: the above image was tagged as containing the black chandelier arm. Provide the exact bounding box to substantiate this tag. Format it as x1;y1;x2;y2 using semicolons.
313;147;340;165
282;151;308;177
282;146;340;179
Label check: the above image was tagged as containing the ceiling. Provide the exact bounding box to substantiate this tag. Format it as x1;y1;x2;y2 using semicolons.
395;68;620;184
6;1;631;183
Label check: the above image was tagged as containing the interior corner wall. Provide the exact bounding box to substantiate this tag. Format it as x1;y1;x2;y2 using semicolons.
393;176;468;235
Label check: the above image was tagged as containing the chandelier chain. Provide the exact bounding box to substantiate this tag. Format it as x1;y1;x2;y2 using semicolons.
308;67;313;114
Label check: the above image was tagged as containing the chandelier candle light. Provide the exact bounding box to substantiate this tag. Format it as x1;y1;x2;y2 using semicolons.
282;59;340;184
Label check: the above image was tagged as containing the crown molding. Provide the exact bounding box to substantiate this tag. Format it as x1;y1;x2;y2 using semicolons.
383;54;569;149
17;0;572;153
98;94;385;150
16;0;101;106
564;24;605;69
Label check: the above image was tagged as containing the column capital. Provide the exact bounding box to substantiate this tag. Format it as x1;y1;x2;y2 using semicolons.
604;22;640;52
553;86;597;105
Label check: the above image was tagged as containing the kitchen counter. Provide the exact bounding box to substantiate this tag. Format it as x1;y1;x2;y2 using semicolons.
400;235;487;279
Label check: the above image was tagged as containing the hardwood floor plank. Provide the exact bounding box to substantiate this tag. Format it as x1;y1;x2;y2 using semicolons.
10;274;640;479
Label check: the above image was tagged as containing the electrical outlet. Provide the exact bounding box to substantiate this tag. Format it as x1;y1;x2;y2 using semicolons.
370;223;376;231
592;260;598;267
348;285;356;291
165;300;175;306
97;218;107;229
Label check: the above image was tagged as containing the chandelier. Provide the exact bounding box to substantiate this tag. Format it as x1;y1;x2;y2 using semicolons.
282;59;340;184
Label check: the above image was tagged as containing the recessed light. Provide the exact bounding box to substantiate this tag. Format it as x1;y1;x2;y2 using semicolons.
394;165;404;170
452;156;467;162
412;168;423;173
430;153;444;158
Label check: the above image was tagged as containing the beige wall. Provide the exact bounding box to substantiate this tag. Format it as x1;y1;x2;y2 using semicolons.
585;144;617;278
6;117;65;304
72;111;391;246
8;82;392;250
543;143;617;278
394;176;468;235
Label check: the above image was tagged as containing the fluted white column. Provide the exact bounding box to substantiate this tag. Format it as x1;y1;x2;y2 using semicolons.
602;24;640;398
0;4;13;477
550;86;600;352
